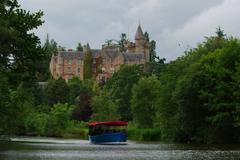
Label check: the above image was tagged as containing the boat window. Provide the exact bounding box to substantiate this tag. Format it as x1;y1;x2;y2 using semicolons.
89;125;127;135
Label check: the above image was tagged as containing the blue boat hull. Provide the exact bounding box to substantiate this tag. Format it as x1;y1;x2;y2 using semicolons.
89;132;127;144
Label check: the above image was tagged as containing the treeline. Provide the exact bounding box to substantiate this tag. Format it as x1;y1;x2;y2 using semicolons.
0;0;90;138
92;29;240;143
0;77;94;137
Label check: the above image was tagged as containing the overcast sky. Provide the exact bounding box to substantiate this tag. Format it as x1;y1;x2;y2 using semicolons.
18;0;240;61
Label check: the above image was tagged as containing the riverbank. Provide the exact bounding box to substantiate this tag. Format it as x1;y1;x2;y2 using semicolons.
0;127;161;142
0;121;89;140
1;137;240;160
128;127;161;141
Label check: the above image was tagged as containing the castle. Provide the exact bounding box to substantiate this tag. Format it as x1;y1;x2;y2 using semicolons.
50;25;150;82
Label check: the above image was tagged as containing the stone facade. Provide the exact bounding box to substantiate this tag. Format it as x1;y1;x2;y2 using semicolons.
50;25;150;82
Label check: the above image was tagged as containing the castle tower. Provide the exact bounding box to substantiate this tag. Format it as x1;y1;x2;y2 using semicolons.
135;25;145;53
135;25;150;61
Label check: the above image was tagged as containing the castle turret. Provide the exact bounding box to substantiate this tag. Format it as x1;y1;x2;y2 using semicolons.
135;25;145;53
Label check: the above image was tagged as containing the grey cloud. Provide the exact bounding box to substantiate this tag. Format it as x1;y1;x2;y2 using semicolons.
19;0;239;61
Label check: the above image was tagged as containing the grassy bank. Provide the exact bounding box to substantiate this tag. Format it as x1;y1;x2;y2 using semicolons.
61;121;88;139
22;120;89;139
127;123;161;141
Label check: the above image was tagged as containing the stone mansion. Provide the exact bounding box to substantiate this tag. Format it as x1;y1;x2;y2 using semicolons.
49;25;150;82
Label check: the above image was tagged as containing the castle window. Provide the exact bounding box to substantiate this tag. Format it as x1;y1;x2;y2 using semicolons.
78;68;80;73
79;60;82;65
110;67;114;73
101;67;106;72
68;60;72;64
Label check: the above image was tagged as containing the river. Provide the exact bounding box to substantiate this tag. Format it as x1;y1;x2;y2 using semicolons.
0;137;240;160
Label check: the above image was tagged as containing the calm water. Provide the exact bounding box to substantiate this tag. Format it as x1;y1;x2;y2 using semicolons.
0;137;240;160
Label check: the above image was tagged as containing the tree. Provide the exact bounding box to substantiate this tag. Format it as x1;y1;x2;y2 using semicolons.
45;78;69;106
58;45;66;51
154;29;240;143
144;32;149;42
118;33;128;52
8;83;35;134
144;32;158;62
105;65;143;121
143;58;165;77
104;40;114;47
216;26;226;38
71;79;96;121
37;34;58;81
68;76;83;104
0;74;10;133
91;90;120;121
76;42;83;51
43;34;58;58
24;112;49;135
204;27;226;52
0;0;44;86
73;92;92;122
47;103;73;136
131;76;160;128
83;44;93;79
194;39;240;143
150;40;157;62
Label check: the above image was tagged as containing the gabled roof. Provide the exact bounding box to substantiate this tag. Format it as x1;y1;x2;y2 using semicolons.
92;49;101;58
58;50;101;60
122;52;144;61
101;49;120;60
59;51;84;59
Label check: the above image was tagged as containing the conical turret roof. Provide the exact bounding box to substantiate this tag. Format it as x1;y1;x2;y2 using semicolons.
135;25;144;40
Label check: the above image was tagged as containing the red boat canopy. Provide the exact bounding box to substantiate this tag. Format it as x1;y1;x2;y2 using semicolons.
89;121;128;126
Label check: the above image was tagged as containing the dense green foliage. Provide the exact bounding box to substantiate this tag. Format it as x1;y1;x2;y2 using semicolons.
76;42;83;51
131;76;160;128
73;79;95;122
38;34;58;81
45;78;69;106
83;45;93;79
153;32;240;143
0;1;89;138
144;32;158;62
128;124;161;141
0;0;44;85
0;76;10;133
118;33;128;52
90;29;240;143
104;65;143;121
91;90;120;121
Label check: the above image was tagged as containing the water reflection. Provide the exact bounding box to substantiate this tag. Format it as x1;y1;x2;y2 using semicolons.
0;137;240;160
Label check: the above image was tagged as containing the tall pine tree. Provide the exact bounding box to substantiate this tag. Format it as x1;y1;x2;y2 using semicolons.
83;43;93;79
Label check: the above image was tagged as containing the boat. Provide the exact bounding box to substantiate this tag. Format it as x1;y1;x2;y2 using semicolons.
88;121;128;144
